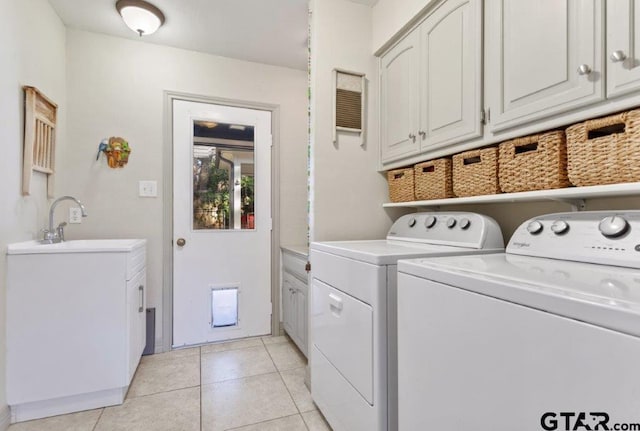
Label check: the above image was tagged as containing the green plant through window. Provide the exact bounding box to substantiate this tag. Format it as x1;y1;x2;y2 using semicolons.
192;122;255;230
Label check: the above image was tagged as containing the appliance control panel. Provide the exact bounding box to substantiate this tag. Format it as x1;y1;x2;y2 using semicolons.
508;211;640;269
387;212;504;249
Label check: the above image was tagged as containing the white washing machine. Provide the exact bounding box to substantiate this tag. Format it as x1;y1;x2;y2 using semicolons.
309;212;504;431
397;210;640;431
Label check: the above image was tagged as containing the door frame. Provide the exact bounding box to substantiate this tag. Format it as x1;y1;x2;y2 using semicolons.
162;91;281;353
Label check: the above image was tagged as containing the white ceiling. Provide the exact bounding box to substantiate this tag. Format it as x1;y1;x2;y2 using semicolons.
48;0;310;70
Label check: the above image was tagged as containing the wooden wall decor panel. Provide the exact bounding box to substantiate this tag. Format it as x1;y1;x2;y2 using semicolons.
23;86;57;197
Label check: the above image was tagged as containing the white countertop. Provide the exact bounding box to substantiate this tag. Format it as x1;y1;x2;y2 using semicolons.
281;244;308;258
7;239;146;255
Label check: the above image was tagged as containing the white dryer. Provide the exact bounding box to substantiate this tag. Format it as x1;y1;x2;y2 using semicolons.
397;210;640;431
309;212;504;431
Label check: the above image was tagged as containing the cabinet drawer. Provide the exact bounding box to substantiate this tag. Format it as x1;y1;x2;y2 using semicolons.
282;251;307;281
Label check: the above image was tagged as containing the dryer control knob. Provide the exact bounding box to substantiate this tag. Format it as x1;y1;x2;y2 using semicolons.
425;215;437;229
460;218;471;230
551;220;570;235
599;216;629;238
408;217;417;228
526;221;543;235
446;218;457;229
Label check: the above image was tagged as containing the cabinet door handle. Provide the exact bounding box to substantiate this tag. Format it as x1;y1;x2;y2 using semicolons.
610;50;627;62
138;285;144;313
328;293;343;311
577;64;592;75
418;130;426;139
408;133;416;142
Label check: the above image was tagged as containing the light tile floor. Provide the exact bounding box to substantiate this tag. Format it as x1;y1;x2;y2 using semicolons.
8;335;332;431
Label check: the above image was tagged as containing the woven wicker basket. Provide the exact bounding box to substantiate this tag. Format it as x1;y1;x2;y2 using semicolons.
414;159;453;200
498;131;570;193
565;109;640;186
452;148;500;197
387;167;415;202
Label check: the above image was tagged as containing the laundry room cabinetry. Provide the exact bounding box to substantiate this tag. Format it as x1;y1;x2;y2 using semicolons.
606;0;640;98
485;0;604;132
6;239;147;423
380;0;482;164
281;246;308;357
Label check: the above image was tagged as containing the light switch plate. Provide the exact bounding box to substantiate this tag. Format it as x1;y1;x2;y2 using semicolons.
69;207;82;224
139;180;158;198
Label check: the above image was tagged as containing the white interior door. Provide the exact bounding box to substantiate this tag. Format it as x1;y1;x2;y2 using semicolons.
173;99;272;347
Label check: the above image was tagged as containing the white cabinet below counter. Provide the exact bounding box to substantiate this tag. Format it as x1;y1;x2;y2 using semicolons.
281;246;309;357
6;239;147;423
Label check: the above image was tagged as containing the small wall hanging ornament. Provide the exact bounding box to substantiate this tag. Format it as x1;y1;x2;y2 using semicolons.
97;137;132;168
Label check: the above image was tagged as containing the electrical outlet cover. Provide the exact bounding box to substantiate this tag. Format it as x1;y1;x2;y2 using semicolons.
69;207;82;224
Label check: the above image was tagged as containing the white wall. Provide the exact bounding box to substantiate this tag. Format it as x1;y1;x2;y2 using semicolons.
372;0;438;53
61;30;308;348
309;0;408;242
0;0;66;426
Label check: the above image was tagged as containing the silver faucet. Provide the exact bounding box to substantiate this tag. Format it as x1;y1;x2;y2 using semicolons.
41;196;88;243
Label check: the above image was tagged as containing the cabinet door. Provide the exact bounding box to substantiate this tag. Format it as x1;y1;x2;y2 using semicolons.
486;0;603;131
419;0;482;149
607;0;640;98
127;270;146;383
294;283;308;356
282;272;295;336
380;31;420;163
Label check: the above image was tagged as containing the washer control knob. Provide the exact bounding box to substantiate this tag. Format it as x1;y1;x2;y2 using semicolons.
425;215;437;229
526;221;543;235
408;217;417;228
459;218;471;230
550;220;570;235
599;215;629;238
446;218;457;229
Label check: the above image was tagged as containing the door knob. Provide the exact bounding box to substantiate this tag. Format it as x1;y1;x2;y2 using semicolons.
176;238;186;247
577;64;592;75
610;50;627;62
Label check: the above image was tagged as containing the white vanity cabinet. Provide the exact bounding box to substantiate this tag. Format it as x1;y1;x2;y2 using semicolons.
606;0;640;98
485;0;604;132
281;246;308;357
380;0;482;164
6;239;147;423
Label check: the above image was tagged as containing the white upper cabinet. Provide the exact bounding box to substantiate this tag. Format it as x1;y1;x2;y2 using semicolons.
485;0;604;132
380;31;420;163
607;0;640;98
380;0;481;164
419;0;482;148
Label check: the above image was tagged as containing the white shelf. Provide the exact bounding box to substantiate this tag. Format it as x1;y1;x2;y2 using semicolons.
383;182;640;209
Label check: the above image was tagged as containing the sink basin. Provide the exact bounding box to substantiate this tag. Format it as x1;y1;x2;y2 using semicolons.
7;239;146;255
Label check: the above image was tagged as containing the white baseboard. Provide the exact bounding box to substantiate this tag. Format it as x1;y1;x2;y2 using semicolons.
10;388;126;423
0;405;11;430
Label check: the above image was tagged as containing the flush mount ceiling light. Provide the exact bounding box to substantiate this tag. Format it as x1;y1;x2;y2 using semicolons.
116;0;165;37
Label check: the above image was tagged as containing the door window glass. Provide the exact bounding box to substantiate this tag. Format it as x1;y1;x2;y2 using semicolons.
192;121;255;230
